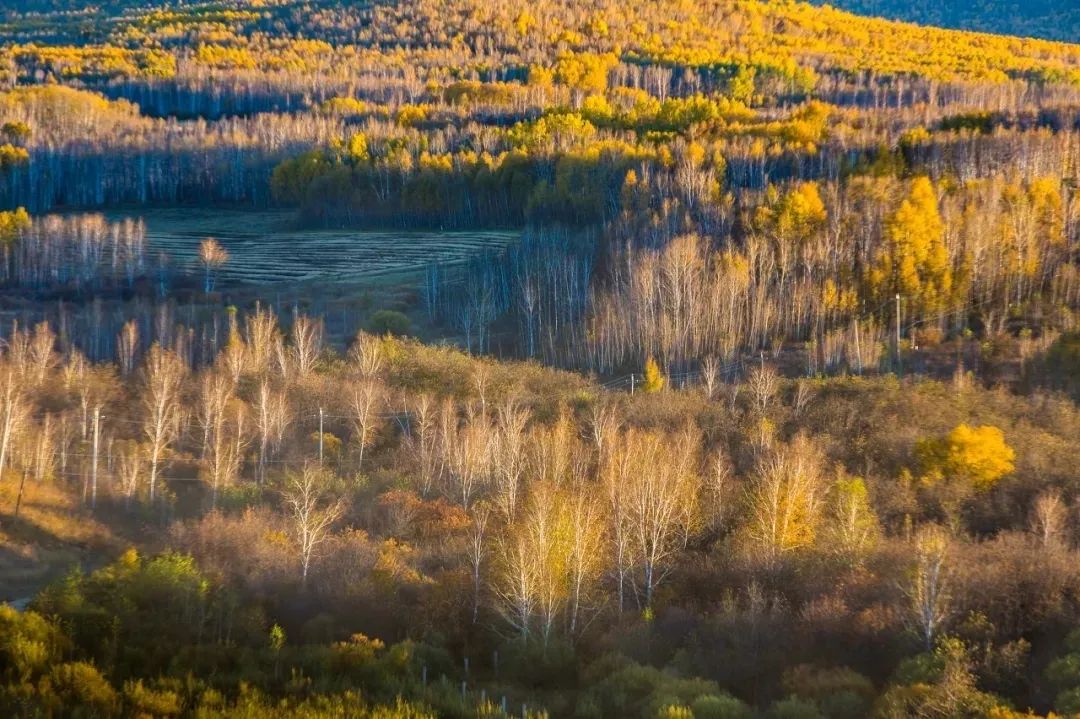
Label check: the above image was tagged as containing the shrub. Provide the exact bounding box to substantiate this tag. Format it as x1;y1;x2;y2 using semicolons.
366;310;412;336
691;694;754;719
766;696;824;719
41;661;118;715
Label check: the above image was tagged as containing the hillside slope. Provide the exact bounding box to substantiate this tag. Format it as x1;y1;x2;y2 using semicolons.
813;0;1080;42
2;0;1080;88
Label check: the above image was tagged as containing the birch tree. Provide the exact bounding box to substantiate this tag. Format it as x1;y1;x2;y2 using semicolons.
0;361;28;479
347;379;384;472
1030;489;1067;549
492;397;529;522
743;433;825;564
198;237;229;293
349;331;384;379
283;464;344;588
467;503;491;624
254;379;289;485
903;524;951;651
140;343;186;503
611;427;701;609
289;314;324;379
198;371;247;507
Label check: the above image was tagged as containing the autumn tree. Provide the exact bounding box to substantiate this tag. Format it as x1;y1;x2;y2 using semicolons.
565;486;606;634
349;331;385;379
609;426;701;609
869;177;952;314
140;344;186;503
0;208;30;282
78;365;120;509
824;474;879;564
916;424;1015;490
877;639;998;718
26;412;56;484
347;379;384;472
253;379;289;485
197;370;246;507
494;517;539;641
116;320;139;377
198;239;228;293
641;357;664;393
283;464;344;588
903;525;951;650
755;181;827;247
493;481;605;643
748;363;780;412
492;397;529;522
742;433;824;564
467;503;490;624
114;440;144;507
1030;489;1067;549
405;393;440;497
243;306;282;378
0;358;28;479
288;314;324;379
445;407;494;509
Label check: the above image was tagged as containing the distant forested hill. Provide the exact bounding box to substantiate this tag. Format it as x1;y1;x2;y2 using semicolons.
7;0;1079;43
814;0;1079;41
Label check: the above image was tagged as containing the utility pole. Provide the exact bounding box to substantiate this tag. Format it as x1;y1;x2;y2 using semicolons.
853;318;862;375
318;407;324;466
895;293;902;376
14;467;27;517
91;407;101;510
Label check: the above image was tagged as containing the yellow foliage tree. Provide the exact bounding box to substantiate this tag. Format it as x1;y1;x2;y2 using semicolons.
642;357;664;393
757;181;827;245
826;474;879;563
0;207;30;250
0;143;29;171
743;434;824;561
347;132;369;163
916;424;1015;491
870;177;952;312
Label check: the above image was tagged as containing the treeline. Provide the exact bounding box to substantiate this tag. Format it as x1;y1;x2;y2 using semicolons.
0;86;341;212
6;0;1080;89
429;168;1079;372
0;209;146;291
2;51;1079;225
268;99;830;228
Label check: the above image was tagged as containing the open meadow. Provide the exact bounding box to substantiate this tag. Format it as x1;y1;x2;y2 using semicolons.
110;208;520;286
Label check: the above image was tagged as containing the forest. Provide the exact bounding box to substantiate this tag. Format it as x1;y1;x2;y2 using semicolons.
0;0;1079;717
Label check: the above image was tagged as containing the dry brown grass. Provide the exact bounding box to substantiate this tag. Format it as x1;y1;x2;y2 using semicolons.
0;476;125;604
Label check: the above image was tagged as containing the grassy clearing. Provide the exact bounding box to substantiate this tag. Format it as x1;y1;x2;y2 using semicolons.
107;208;520;287
0;476;125;606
